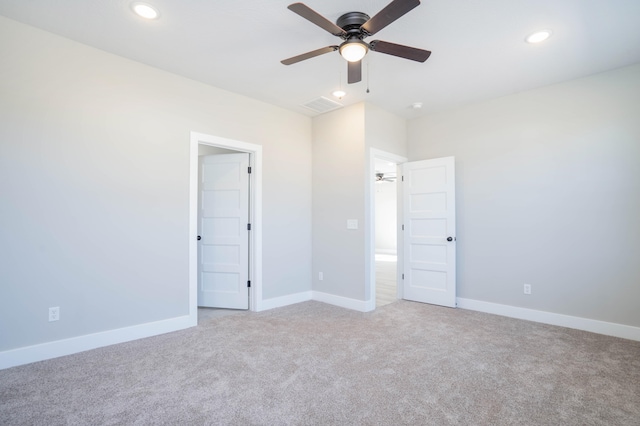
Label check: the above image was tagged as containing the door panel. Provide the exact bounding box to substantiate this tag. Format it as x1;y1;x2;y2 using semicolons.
198;153;250;309
402;157;456;307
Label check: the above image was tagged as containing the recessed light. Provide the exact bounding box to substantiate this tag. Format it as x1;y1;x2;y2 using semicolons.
526;30;552;44
332;90;346;99
411;102;423;109
132;2;159;20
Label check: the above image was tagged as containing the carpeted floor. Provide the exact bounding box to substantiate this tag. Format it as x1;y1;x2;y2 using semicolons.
1;300;639;425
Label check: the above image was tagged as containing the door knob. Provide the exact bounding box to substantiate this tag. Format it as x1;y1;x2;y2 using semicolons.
447;236;453;242
197;235;201;241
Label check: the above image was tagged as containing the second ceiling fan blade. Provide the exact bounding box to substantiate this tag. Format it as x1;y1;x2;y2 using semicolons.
348;60;362;84
288;3;346;37
281;46;338;65
361;0;420;36
369;40;431;62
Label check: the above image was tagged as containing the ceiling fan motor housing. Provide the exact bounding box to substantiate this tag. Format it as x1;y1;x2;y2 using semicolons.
337;12;371;37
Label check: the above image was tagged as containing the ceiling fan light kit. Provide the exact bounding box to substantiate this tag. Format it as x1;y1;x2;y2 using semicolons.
281;0;431;84
340;40;368;62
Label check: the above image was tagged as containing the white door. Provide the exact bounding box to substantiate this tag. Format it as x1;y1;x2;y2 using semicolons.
402;156;456;307
198;153;250;309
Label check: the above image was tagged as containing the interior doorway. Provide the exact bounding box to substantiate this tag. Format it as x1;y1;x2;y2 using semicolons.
189;132;263;325
197;146;250;314
374;158;399;307
367;148;407;311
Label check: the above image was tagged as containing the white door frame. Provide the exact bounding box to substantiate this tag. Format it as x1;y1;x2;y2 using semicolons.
365;148;408;311
189;131;263;323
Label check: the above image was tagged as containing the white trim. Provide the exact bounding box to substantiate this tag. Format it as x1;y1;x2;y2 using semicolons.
457;298;640;342
190;132;263;314
312;291;372;312
0;316;193;370
366;148;407;311
261;291;313;311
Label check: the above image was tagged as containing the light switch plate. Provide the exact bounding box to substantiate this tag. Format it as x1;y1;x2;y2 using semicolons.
347;219;358;230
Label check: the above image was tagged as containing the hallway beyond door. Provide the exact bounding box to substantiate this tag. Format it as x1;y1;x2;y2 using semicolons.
376;253;397;307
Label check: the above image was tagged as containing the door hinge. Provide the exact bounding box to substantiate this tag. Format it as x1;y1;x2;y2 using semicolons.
402;224;404;231
402;176;404;182
247;280;251;288
402;273;405;280
248;166;252;174
247;223;252;231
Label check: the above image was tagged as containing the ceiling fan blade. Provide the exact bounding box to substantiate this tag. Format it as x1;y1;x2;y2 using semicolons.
369;40;431;62
288;3;346;37
281;46;339;65
361;0;420;36
347;60;362;84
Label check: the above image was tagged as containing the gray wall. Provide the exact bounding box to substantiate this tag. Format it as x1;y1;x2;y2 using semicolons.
311;102;406;302
408;64;640;327
0;16;312;351
312;104;366;299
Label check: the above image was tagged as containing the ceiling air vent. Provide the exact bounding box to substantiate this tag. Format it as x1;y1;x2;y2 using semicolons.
301;96;343;114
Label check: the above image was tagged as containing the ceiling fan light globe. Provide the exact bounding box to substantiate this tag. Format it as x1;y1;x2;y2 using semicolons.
340;42;368;62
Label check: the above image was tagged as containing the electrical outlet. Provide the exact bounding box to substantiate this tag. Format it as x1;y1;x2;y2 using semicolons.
318;272;323;281
523;284;532;295
49;307;60;322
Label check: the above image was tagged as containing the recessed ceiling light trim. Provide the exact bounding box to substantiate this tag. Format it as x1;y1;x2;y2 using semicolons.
131;2;160;20
526;30;552;44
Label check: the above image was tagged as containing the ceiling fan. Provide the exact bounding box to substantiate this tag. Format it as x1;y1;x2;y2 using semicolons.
281;0;432;84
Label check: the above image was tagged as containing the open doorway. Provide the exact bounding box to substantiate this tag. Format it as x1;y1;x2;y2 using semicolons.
374;159;399;307
367;149;407;311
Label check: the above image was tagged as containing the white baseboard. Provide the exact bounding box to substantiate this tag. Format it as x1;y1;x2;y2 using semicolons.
312;291;372;312
0;315;196;370
262;290;374;313
365;298;376;312
457;298;640;342
260;291;313;311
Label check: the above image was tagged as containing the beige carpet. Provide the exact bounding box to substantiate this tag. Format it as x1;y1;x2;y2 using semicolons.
1;301;639;425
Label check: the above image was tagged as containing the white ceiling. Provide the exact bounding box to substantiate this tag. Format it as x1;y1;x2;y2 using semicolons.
1;0;639;118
